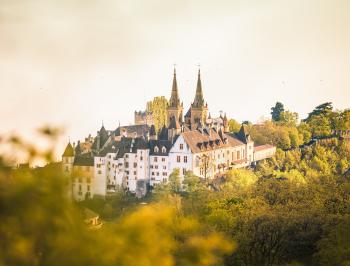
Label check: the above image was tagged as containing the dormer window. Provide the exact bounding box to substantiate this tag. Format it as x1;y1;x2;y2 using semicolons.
162;146;166;153
180;144;184;150
154;146;159;153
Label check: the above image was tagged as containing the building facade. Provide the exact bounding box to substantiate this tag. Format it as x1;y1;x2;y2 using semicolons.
62;69;276;201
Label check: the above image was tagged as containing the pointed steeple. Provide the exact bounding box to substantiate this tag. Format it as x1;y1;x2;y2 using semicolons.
62;142;74;157
169;67;181;108
192;68;205;108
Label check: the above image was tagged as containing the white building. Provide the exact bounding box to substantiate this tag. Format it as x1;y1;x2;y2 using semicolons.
62;68;276;201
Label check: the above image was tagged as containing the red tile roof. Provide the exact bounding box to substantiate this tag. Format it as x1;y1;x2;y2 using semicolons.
254;144;275;152
181;129;244;153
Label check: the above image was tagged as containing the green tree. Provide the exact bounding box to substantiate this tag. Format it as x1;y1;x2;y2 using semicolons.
271;102;285;122
169;168;182;193
306;102;333;121
279;110;299;127
147;96;168;132
228;119;241;133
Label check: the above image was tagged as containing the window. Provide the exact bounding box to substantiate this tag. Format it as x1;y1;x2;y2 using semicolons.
162;158;165;162
140;156;143;161
154;157;158;162
177;156;181;163
162;147;166;153
182;168;186;175
78;177;82;183
150;165;154;169
156;172;159;176
237;151;240;160
163;166;166;169
97;164;101;168
134;171;137;175
163;178;167;182
133;162;137;168
155;165;158;169
126;171;129;174
65;166;69;172
87;185;90;191
98;170;102;174
154;146;159;153
125;154;129;158
180;144;183;150
162;172;167;176
79;185;82;191
152;172;155;175
87;178;91;183
184;156;188;163
125;162;129;168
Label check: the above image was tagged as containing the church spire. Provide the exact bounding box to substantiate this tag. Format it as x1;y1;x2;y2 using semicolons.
169;67;181;108
192;68;205;108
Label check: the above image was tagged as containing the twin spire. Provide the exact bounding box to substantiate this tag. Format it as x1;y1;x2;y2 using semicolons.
169;67;205;108
192;68;205;108
169;67;181;108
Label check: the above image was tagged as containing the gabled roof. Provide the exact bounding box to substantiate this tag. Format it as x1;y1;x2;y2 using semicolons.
181;128;244;154
62;142;74;157
149;139;172;155
236;124;252;144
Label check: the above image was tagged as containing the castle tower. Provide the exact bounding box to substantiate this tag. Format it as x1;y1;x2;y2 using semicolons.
166;68;183;127
190;68;208;129
223;113;229;133
62;142;74;175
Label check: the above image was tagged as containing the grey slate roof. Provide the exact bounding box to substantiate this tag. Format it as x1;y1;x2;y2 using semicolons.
149;125;157;136
236;124;252;144
115;137;149;158
158;126;169;140
149;139;172;155
73;153;94;166
98;140;119;157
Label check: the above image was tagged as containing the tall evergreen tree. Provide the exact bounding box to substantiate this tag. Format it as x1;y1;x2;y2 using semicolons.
271;102;285;121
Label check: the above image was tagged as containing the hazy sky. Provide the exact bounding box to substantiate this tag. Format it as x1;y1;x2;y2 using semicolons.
1;0;350;159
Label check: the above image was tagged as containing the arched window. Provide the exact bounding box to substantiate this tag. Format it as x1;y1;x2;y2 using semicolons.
161;146;166;153
154;146;159;153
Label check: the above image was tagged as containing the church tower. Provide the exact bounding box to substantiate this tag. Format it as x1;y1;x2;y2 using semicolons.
189;68;208;129
166;68;183;127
